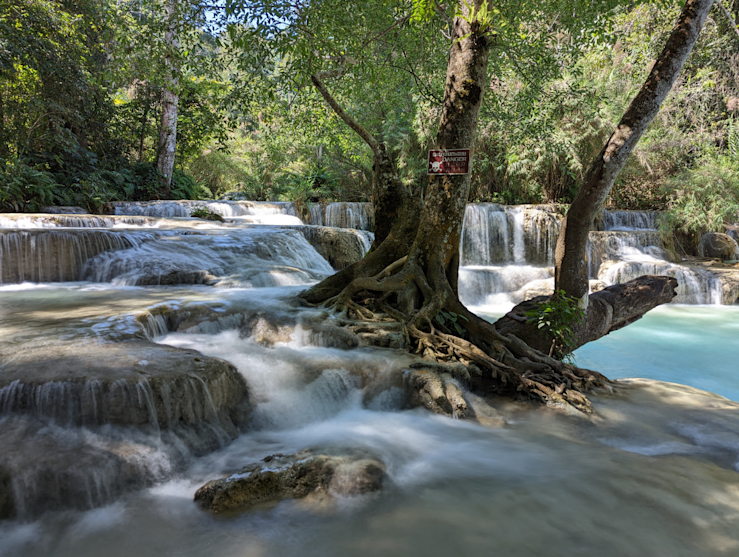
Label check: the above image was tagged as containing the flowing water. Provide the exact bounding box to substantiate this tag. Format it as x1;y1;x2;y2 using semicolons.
1;203;739;556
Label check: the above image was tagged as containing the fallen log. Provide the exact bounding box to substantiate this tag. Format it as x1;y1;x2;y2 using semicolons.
494;275;678;355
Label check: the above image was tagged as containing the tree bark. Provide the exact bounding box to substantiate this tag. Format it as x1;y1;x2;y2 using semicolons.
406;0;490;300
554;0;716;306
156;0;179;198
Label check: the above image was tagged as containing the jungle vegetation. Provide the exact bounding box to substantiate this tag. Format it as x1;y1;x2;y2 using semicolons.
0;0;738;239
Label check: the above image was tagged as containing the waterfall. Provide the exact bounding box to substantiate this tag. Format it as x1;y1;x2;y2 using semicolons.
111;200;303;225
0;229;145;283
457;204;731;307
308;204;324;226
80;229;333;287
599;260;724;304
459;204;564;307
586;231;666;279
602;209;659;231
460;204;563;266
323;202;374;230
0;372;236;428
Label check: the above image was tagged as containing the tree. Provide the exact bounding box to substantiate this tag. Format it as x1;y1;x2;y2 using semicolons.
490;0;716;356
156;0;180;195
206;0;709;413
295;0;607;413
554;0;716;306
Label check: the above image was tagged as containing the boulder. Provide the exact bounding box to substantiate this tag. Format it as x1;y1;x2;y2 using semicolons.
298;226;369;270
698;233;738;260
0;340;251;432
194;450;385;513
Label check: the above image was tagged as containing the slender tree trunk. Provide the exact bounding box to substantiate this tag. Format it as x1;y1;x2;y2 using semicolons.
138;103;150;163
156;0;179;198
300;61;421;304
554;0;716;306
0;94;6;159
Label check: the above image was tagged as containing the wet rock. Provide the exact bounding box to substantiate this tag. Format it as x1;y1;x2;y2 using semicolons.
194;450;385;513
699;233;738;260
0;464;14;520
129;269;218;286
298;226;369;269
41;206;87;214
0;340;251;431
404;368;468;418
0;414;230;519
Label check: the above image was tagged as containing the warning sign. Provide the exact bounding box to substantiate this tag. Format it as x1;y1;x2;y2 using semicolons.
427;149;470;175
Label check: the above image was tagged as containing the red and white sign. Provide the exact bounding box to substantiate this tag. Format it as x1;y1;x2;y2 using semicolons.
427;149;470;175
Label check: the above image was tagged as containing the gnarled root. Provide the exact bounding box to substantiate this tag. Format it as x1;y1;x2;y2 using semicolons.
299;256;611;415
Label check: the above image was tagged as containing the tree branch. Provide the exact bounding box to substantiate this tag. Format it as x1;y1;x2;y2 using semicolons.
360;13;412;50
311;58;379;154
717;0;739;39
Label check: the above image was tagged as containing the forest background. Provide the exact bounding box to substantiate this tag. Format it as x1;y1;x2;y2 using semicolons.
2;0;739;241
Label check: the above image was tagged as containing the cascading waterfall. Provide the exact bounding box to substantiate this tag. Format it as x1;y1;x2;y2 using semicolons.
459;204;562;308
0;229;146;283
601;209;659;231
308;204;324;226
585;231;666;278
458;204;731;307
111;200;303;225
594;210;725;304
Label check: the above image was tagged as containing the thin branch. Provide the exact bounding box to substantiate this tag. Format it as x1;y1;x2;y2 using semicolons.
360;13;412;50
311;58;380;154
717;0;739;39
433;0;454;27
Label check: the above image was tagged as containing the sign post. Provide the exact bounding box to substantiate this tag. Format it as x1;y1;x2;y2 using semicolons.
427;149;471;175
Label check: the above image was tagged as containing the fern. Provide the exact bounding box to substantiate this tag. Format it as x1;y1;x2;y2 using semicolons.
728;117;739;162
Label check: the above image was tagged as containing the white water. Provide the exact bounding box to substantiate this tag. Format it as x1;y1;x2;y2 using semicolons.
3;301;739;556
459;204;732;306
2;202;739;556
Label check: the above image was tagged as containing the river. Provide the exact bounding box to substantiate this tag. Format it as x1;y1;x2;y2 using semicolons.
1;203;739;556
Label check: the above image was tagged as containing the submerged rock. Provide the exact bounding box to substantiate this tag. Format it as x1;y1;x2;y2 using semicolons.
194;450;385;513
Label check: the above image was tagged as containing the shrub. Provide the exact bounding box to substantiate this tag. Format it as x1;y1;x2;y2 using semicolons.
0;158;60;212
661;152;739;236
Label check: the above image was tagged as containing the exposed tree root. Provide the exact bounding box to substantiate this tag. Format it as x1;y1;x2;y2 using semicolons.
300;256;612;415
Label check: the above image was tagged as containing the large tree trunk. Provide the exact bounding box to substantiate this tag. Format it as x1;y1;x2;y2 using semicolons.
555;0;715;305
298;1;611;414
156;0;179;198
